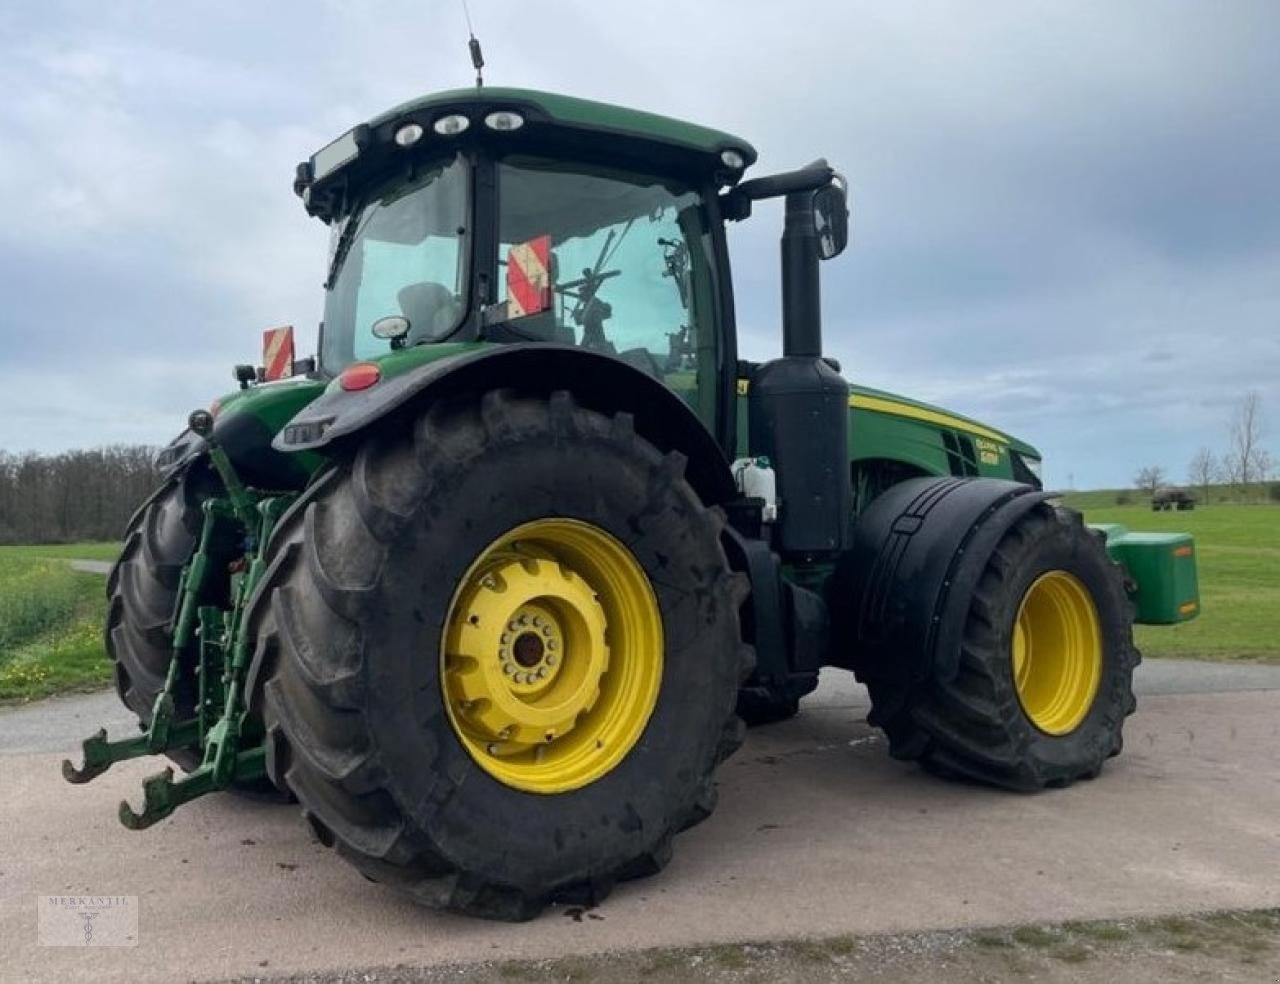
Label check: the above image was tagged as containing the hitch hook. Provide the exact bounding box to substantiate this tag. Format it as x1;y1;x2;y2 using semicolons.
118;766;212;830
61;728;113;784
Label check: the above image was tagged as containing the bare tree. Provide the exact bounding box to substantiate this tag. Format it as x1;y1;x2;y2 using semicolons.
1187;447;1217;504
1224;391;1267;488
0;445;161;544
1134;465;1166;495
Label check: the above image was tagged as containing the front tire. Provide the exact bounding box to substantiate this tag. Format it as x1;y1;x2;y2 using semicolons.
107;467;211;770
250;390;752;919
868;504;1138;789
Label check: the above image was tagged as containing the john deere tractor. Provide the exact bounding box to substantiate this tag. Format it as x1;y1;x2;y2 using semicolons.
64;87;1201;920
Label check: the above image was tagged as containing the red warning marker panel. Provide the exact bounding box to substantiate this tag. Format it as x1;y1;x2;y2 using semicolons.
506;236;552;318
262;326;295;381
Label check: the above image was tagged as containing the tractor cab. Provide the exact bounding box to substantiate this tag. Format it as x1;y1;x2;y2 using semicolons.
319;147;716;412
296;87;847;449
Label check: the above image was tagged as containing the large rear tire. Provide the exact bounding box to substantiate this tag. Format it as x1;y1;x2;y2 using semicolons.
867;504;1138;790
248;390;752;920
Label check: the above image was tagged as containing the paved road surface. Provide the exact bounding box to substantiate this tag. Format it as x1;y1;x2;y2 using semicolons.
68;559;112;575
2;660;1277;983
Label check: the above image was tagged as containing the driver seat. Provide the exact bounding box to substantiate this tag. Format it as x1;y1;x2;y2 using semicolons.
398;282;460;343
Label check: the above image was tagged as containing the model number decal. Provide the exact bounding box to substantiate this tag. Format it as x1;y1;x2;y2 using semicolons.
975;437;1004;466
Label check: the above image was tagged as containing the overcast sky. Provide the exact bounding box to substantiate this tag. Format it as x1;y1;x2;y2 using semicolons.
1;1;1277;488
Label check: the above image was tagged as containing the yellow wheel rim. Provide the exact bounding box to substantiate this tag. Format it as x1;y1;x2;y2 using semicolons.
1011;570;1103;735
441;518;663;794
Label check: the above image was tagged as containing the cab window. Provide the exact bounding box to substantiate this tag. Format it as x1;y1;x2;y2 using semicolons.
322;155;469;368
495;159;720;419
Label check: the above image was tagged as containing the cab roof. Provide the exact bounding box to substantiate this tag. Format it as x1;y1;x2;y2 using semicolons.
372;87;757;163
295;87;758;222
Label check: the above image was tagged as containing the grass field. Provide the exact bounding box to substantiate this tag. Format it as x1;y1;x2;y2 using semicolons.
0;542;119;701
1060;498;1279;662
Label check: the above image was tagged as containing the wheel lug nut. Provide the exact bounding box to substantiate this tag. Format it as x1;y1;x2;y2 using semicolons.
502;663;515;675
531;615;542;627
501;632;511;644
546;653;558;666
547;641;557;652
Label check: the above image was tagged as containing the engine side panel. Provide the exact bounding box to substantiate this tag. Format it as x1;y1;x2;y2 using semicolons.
734;378;1042;489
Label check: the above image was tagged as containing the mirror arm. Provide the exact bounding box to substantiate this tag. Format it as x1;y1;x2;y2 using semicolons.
720;160;834;221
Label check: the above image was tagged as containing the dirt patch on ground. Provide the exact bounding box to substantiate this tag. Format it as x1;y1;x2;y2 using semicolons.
233;908;1279;983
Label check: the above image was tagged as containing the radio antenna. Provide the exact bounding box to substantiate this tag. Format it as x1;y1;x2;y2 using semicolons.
461;0;484;87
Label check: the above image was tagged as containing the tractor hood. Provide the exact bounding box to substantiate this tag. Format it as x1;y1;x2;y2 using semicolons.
848;382;1041;461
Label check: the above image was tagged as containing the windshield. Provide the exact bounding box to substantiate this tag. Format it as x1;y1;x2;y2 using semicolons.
321;154;468;369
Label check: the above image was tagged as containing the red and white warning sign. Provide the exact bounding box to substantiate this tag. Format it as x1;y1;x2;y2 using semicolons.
506;236;553;318
262;326;295;381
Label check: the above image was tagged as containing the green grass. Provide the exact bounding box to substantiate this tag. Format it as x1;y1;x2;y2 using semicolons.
0;545;116;701
0;541;121;562
1060;499;1279;662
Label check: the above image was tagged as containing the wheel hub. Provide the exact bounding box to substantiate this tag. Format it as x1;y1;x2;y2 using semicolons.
512;630;545;668
447;559;609;749
441;519;663;794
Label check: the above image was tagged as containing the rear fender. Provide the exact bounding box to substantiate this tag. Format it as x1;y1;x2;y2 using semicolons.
274;343;735;503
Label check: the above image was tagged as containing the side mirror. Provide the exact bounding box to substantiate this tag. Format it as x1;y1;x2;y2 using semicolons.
371;315;411;348
811;183;849;260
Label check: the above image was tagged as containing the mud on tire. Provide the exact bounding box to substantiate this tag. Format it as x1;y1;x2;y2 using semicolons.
245;390;754;920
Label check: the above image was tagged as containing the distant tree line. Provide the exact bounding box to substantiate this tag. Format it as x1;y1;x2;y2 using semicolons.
1132;391;1278;504
0;446;161;544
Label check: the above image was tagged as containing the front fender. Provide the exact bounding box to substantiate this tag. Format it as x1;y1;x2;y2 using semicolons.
275;344;736;504
829;476;1052;693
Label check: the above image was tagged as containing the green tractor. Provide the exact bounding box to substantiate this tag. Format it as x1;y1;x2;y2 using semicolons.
64;87;1201;920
